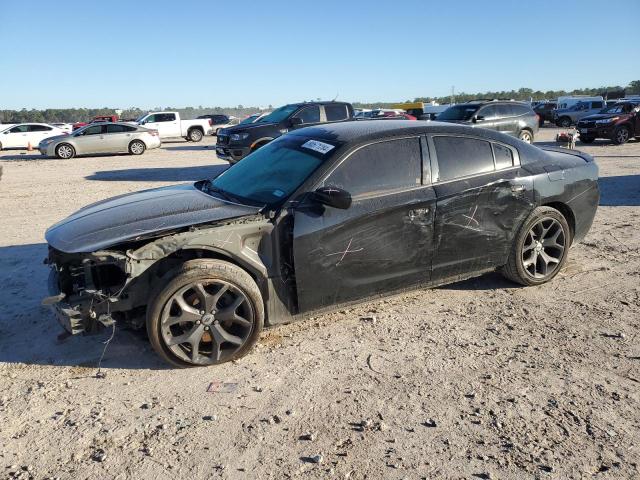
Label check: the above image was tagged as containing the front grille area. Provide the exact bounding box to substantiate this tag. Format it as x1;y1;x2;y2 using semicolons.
217;134;229;145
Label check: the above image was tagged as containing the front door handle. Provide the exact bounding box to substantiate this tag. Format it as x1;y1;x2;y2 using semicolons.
408;207;429;220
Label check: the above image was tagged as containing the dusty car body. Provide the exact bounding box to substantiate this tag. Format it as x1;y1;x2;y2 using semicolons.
44;121;599;366
40;122;161;159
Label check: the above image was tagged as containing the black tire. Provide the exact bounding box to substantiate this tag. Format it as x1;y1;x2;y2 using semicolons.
188;128;204;142
580;136;595;144
128;140;146;155
215;128;220;136
146;259;264;367
612;126;630;145
250;141;269;153
55;143;75;159
518;129;533;143
557;117;572;128
502;206;571;286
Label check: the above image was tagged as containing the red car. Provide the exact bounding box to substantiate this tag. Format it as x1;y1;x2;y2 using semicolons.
72;115;119;131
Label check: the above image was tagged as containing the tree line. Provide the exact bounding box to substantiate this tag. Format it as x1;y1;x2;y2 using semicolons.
2;81;638;123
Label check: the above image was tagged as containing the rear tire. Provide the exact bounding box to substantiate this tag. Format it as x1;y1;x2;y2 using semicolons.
55;143;75;159
129;140;146;155
502;206;571;286
518;129;533;143
146;259;264;367
188;128;204;142
612;126;630;145
557;117;572;128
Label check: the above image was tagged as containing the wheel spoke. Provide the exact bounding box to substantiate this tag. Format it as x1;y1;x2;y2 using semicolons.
167;324;204;346
194;283;214;313
540;250;560;265
216;295;245;321
175;293;200;316
212;323;243;346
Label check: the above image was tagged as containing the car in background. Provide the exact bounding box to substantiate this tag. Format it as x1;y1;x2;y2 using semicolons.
44;120;599;367
556;96;604;110
197;114;237;135
437;100;539;143
216;101;354;164
577;101;640;145
553;99;605;127
72;115;119;131
357;110;417;120
39;122;160;159
0;123;66;150
533;101;557;126
136;112;213;142
50;123;74;133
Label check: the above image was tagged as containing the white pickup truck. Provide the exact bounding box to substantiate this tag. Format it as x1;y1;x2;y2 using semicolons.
135;112;213;142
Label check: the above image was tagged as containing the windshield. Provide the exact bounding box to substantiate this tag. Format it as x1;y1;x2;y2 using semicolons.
599;103;634;114
256;105;299;124
437;104;480;121
208;136;338;205
240;114;260;125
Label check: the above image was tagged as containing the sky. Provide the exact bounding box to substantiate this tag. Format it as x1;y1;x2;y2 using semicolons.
0;0;638;109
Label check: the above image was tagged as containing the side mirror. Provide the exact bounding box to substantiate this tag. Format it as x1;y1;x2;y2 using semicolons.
289;117;303;127
473;115;485;123
313;186;351;210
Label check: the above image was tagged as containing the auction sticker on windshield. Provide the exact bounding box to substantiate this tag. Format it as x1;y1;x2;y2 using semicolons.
302;139;335;155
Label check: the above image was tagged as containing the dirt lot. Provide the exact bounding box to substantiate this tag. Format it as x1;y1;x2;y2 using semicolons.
0;128;638;480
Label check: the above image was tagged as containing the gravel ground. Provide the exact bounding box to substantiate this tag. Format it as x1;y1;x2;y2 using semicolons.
0;128;638;479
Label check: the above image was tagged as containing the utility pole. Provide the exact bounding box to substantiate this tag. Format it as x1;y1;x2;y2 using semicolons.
451;86;456;105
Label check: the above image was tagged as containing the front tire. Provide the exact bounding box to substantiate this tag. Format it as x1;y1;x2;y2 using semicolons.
557;117;572;128
612;126;630;145
502;206;571;286
188;128;204;142
518;129;533;143
129;140;146;155
146;259;264;367
55;143;75;159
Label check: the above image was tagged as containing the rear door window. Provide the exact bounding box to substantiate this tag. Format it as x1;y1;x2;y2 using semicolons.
9;125;29;133
293;106;320;124
324;104;349;121
433;136;495;181
324;137;422;197
495;104;514;118
106;124;129;133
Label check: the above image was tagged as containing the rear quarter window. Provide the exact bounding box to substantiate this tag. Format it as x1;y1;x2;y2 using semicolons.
325;104;349;121
433;136;495;181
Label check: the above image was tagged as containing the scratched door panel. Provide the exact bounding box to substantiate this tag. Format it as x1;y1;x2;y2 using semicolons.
431;169;534;280
292;187;436;313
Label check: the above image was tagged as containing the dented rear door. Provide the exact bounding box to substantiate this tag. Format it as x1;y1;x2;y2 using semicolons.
428;135;534;280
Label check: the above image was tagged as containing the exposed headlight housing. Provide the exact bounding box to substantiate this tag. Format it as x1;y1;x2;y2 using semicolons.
230;133;249;141
595;117;618;124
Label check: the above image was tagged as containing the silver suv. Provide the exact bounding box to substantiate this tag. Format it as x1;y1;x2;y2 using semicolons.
553;100;605;127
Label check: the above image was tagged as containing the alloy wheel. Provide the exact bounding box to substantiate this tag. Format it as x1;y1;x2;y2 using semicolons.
130;141;145;154
160;280;254;365
57;145;73;159
521;217;566;279
519;131;532;143
616;128;629;144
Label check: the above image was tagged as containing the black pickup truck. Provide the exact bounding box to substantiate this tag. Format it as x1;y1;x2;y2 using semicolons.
216;101;354;163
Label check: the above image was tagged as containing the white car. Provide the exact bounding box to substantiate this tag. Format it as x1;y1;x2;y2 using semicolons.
49;123;73;134
0;123;66;150
135;112;213;142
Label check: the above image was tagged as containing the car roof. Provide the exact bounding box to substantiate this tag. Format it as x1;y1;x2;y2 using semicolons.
288;101;351;107
288;119;519;145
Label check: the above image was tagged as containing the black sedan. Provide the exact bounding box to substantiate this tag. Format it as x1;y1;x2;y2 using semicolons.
44;121;599;367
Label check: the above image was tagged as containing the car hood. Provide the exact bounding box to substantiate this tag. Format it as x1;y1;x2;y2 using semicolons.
45;183;262;253
579;113;622;121
40;134;70;144
221;121;278;134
